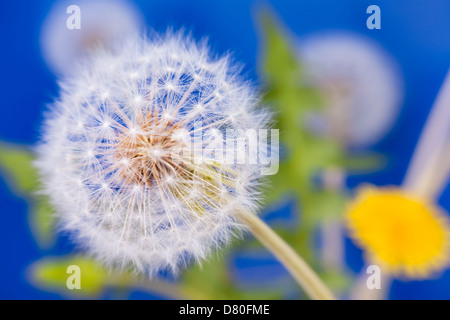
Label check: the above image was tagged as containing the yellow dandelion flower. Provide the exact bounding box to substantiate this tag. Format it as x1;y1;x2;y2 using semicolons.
346;186;450;278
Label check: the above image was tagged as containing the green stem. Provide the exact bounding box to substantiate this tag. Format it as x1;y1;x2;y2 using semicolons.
238;212;335;300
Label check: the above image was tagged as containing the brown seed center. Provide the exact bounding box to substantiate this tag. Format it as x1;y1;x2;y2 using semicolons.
114;112;187;187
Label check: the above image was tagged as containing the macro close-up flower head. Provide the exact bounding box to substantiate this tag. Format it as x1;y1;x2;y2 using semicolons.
35;32;273;276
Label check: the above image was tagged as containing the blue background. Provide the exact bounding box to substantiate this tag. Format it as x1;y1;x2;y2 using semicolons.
0;0;449;299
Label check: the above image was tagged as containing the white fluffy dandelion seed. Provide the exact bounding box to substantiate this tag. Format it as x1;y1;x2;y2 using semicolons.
40;0;144;75
35;33;272;275
299;32;404;147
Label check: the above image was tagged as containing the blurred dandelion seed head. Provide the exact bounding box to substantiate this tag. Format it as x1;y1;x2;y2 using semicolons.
346;186;450;278
299;33;404;147
35;33;272;276
40;0;144;75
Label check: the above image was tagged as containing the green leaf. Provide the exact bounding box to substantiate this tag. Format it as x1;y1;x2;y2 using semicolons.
32;196;55;245
305;191;347;222
258;9;348;221
0;142;38;193
340;153;387;173
258;9;345;196
31;256;197;299
30;256;111;297
256;11;355;296
0;141;55;247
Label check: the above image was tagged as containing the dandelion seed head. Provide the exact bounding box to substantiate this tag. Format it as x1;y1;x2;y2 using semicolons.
36;33;271;276
40;0;144;75
299;32;403;147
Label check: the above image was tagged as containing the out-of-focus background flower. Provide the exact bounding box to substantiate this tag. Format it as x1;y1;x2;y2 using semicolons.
0;0;449;299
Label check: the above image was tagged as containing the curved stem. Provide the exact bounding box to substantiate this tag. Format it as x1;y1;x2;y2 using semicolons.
409;141;450;199
238;212;335;300
403;69;450;199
